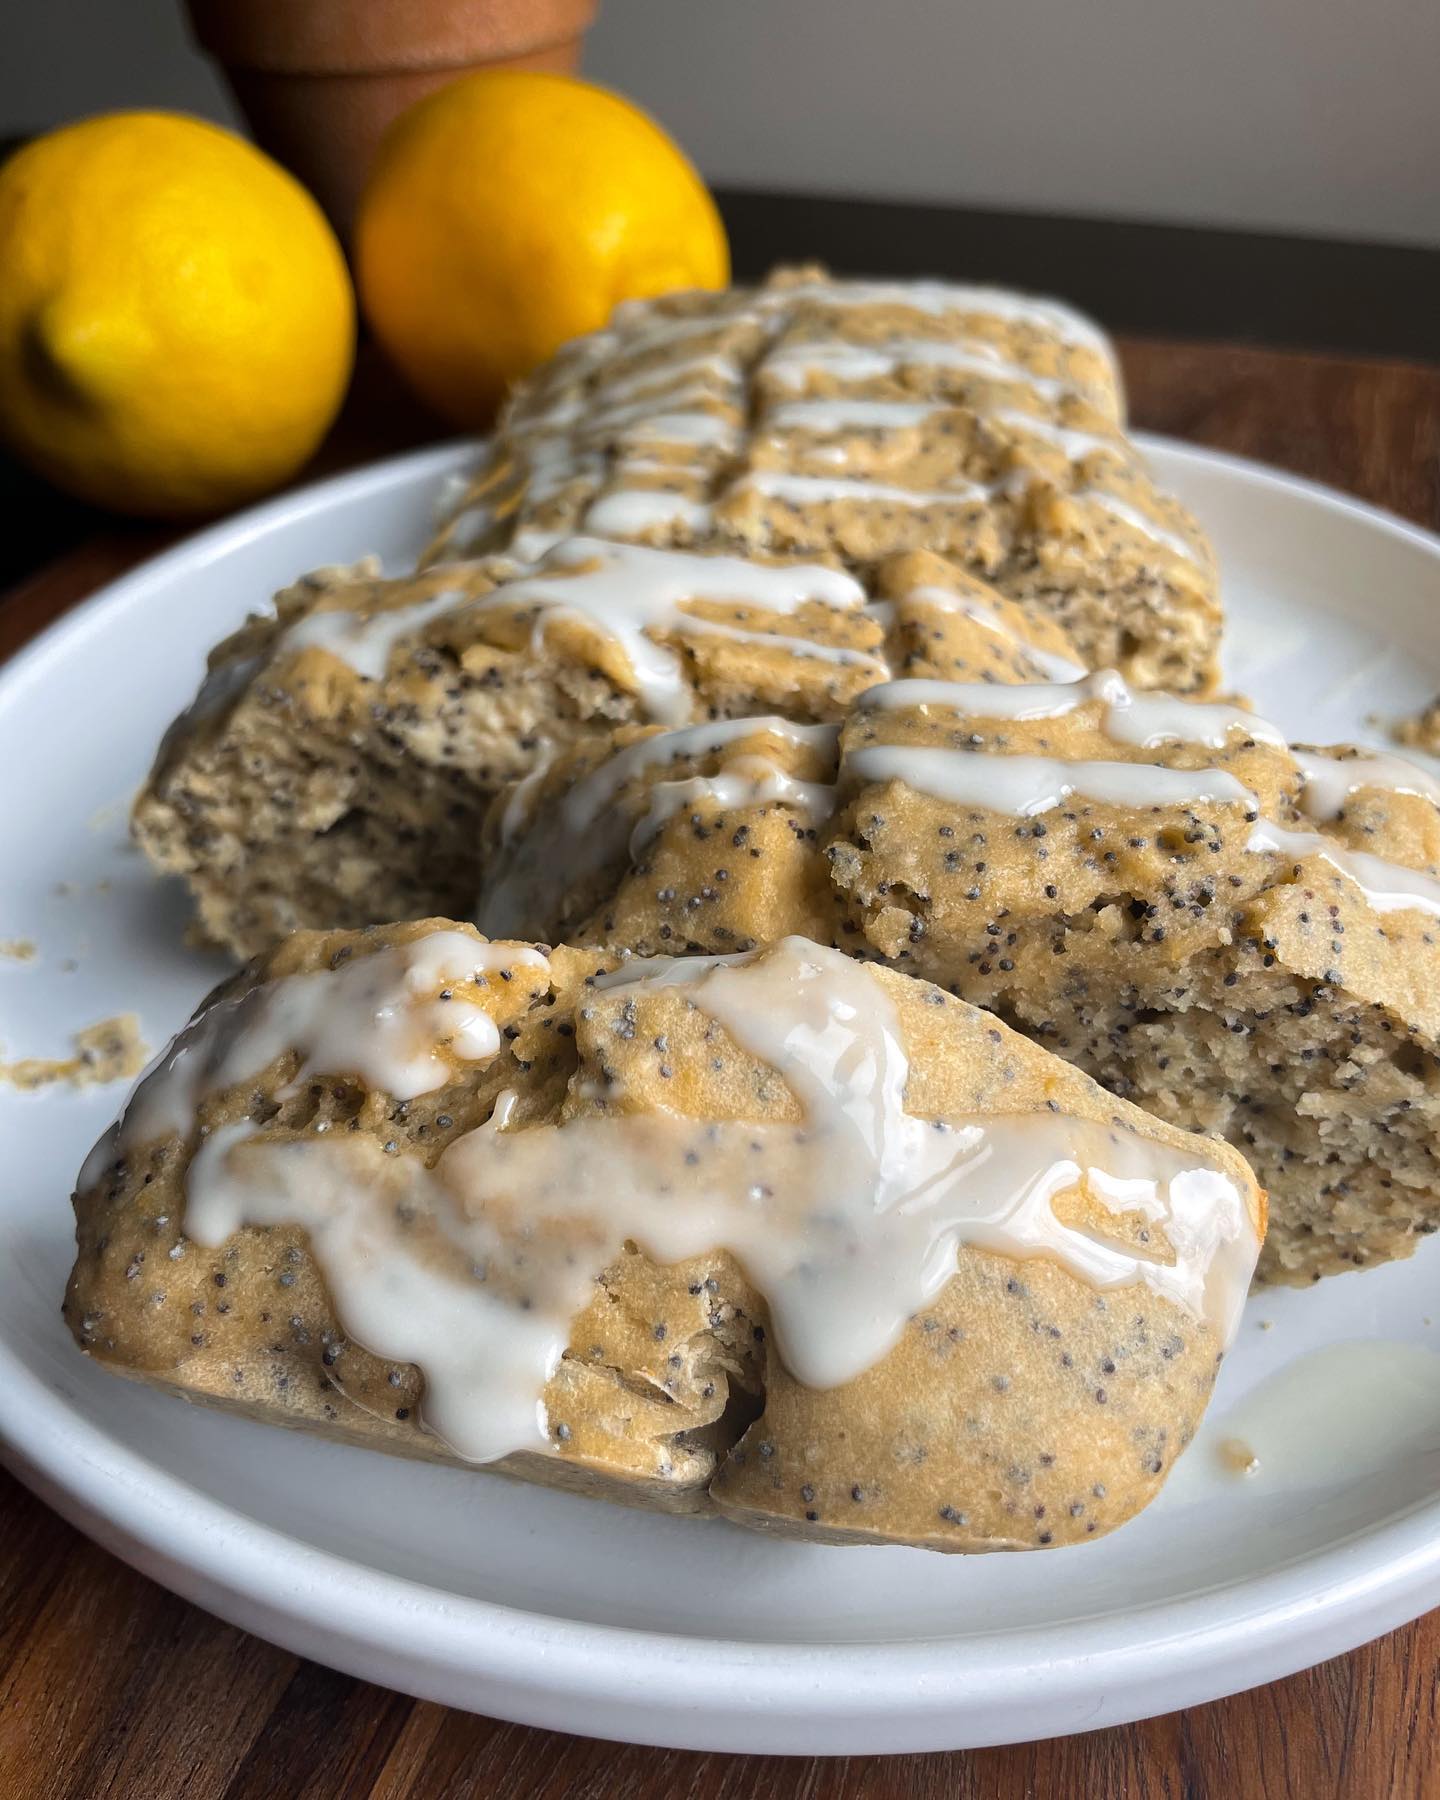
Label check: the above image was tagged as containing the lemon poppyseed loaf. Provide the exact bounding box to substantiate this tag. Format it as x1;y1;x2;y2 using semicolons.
132;540;1082;959
427;267;1221;695
67;924;1262;1552
482;679;1440;1287
132;268;1213;962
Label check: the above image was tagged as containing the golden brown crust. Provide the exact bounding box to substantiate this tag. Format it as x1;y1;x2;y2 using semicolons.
130;547;890;957
481;688;1440;1286
133;269;1215;963
427;267;1219;693
65;920;1259;1551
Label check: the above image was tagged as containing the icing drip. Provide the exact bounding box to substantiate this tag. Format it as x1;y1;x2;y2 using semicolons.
1101;690;1286;750
478;717;839;937
858;670;1126;721
629;754;838;854
902;584;1088;683
668;613;886;670
520;386;729;441
485;538;867;724
846;744;1258;817
180;938;1257;1464
769;281;1113;355
1072;489;1204;567
729;470;990;509
988;409;1126;462
583;489;715;537
1293;750;1440;820
764;398;957;433
1247;819;1440;918
859;670;1285;748
851;675;1440;919
279;590;467;682
622;411;738;448
761;337;1079;403
85;933;546;1176
574;351;740;410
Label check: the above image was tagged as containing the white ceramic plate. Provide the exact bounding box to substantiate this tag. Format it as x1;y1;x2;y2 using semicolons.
4;437;1440;1756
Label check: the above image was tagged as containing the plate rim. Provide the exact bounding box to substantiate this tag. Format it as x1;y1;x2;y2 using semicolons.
4;430;1440;1751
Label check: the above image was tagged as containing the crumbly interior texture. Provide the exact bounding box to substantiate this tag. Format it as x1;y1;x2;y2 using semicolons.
66;920;1259;1552
132;543;1080;958
1;1015;148;1090
477;717;844;952
486;700;1440;1287
1394;699;1440;756
135;269;1219;962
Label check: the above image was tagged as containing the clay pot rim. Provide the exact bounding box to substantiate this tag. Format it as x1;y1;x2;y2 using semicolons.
184;0;599;74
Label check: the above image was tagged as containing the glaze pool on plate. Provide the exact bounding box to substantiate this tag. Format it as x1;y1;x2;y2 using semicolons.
3;437;1440;1753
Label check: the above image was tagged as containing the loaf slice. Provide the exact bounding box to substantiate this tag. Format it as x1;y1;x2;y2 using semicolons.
482;679;1440;1285
133;534;1083;959
66;922;1262;1550
827;679;1440;1284
132;543;890;958
428;267;1221;694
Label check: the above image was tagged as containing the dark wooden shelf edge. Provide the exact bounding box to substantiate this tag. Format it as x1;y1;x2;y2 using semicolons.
715;186;1440;363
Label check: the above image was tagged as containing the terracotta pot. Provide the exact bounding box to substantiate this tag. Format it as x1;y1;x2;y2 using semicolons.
184;0;599;237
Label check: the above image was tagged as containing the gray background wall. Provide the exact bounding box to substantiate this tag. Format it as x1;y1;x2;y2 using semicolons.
4;0;1437;247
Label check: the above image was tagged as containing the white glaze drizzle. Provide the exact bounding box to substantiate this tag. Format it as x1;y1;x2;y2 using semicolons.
508;396;584;435
761;337;1078;402
1293;750;1440;820
496;753;555;847
988;408;1126;462
611;456;711;479
764;398;956;433
487;538;866;724
580;351;739;410
612;281;1112;359
454;281;1126;572
729;470;989;510
478;717;839;936
1246;819;1440;917
850;678;1440;909
902;583;1088;683
860;670;1285;749
508;527;568;563
859;670;1126;721
847;744;1257;818
521;439;603;504
605;306;761;352
620;411;738;449
520;385;728;443
278;589;466;682
186;1118;563;1462
518;715;835;844
670;613;887;671
1103;689;1288;750
181;938;1257;1464
432;468;476;521
771;281;1113;355
1072;488;1204;567
87;933;545;1174
582;489;715;538
433;502;496;552
629;754;838;854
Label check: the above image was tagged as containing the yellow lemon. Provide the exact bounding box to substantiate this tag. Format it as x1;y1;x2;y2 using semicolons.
0;113;355;517
355;70;729;425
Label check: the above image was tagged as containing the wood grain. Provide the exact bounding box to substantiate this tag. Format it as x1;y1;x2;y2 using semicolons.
2;336;1438;1798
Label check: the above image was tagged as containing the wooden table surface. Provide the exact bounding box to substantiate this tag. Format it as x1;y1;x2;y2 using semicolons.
3;334;1440;1799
